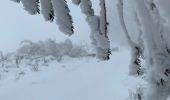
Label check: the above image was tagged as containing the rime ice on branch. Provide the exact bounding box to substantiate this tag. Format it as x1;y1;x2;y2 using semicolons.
51;0;74;35
78;0;111;60
117;0;143;75
21;0;40;15
40;0;54;22
134;0;170;100
12;0;74;36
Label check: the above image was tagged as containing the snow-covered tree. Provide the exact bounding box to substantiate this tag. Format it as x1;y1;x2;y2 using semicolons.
117;0;170;100
123;0;170;100
136;0;170;100
11;0;111;60
11;0;170;100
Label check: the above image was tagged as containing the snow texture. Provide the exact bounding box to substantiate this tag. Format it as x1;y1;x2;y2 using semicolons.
0;48;138;100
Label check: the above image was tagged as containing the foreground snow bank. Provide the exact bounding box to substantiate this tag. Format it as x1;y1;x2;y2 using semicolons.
0;49;143;100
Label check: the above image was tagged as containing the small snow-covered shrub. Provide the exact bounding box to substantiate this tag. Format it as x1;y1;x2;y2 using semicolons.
0;39;92;80
17;39;88;61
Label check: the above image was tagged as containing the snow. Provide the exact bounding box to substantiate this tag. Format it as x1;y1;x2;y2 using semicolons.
0;49;143;100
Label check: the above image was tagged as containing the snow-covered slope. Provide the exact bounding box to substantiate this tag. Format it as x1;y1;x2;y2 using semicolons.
0;49;142;100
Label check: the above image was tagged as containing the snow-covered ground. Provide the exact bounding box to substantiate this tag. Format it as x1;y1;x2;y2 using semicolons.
0;48;143;100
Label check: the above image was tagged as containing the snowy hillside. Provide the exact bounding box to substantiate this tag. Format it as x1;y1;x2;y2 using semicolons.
0;48;143;100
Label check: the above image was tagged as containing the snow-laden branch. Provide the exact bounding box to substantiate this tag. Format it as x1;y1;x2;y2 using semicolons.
99;0;108;37
117;0;132;45
11;0;74;36
40;0;54;22
78;0;111;60
21;0;40;15
51;0;74;35
135;0;170;100
117;0;144;75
